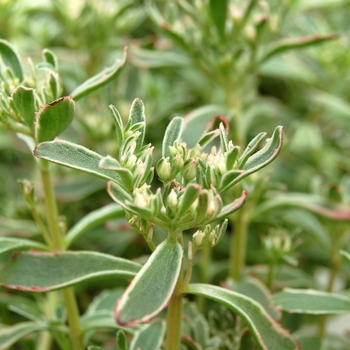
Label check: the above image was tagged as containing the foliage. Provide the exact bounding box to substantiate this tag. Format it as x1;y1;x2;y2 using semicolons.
0;1;350;349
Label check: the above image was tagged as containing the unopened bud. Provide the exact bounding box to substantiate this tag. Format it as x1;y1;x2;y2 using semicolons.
182;158;197;182
157;157;172;181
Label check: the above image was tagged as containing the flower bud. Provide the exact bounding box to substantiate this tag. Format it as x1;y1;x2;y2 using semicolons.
182;158;197;182
157;157;172;181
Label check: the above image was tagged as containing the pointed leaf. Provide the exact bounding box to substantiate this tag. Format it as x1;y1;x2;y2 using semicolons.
176;184;201;219
213;190;247;221
162;116;183;158
12;86;36;128
0;251;141;292
34;139;122;183
0;39;23;81
99;156;133;190
71;48;127;100
35;96;75;143
271;288;350;314
340;250;350;262
126;98;146;151
260;34;338;63
42;48;58;70
238;132;267;168
115;238;183;326
186;284;299;350
109;104;124;148
130;321;166;350
117;330;129;350
0;237;48;255
209;0;228;38
220;126;283;193
0;322;47;349
65;203;125;248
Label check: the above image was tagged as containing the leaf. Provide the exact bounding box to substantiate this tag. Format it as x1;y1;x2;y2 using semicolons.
0;39;23;81
220;126;283;193
271;288;350;314
225;277;280;320
129;47;190;68
340;250;350;262
126;98;146;151
0;322;47;349
213;190;247;221
35;96;75;143
12;86;36;128
117;330;129;350
34;139;122;184
260;34;338;63
185;283;299;350
115;238;183;326
0;237;48;255
130;321;166;350
99;156;133;190
65;203;125;248
71;48;127;100
209;0;228;38
42;48;58;70
238;132;267;168
0;250;141;292
162;116;183;158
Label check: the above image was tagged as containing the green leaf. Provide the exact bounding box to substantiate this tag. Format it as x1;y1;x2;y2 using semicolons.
225;276;280;320
99;156;133;190
71;48;127;100
213;190;247;222
220;126;283;193
42;48;58;70
12;86;36;128
209;0;228;38
340;250;350;262
35;96;75;143
260;34;338;63
126;98;146;151
271;288;350;314
65;203;125;248
115;238;183;326
34;139;122;184
162;116;183;158
109;104;124;149
0;322;47;349
0;237;48;255
238;132;267;168
0;251;141;292
186;284;298;350
130;321;166;350
129;47;190;68
0;39;23;81
117;330;129;350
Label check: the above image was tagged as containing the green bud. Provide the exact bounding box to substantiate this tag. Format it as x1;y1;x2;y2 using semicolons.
182;158;197;182
173;153;184;170
157;157;172;181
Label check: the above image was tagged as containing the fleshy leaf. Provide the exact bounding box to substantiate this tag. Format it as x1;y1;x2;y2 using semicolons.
115;238;183;326
0;237;48;255
0;251;141;292
35;96;75;143
213;190;247;221
65;203;125;248
237;132;267;168
71;48;127;100
12;86;36;128
0;39;23;81
126;98;146;151
117;330;129;350
34;139;122;184
185;284;299;350
162;116;183;158
271;288;350;314
130;321;166;350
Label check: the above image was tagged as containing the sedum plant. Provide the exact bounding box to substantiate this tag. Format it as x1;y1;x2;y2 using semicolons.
0;39;300;349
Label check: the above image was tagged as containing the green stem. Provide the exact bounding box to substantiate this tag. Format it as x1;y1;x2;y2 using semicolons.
229;206;249;280
196;247;211;312
165;235;185;350
39;159;83;350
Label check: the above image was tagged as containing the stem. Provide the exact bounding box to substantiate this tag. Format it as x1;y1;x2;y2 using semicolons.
39;159;83;350
196;247;211;312
229;206;249;280
165;235;185;350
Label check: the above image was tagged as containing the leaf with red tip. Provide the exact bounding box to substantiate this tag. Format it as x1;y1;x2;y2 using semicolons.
186;283;299;350
0;251;140;292
115;238;183;326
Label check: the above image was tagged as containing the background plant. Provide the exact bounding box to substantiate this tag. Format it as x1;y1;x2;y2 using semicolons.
0;0;350;349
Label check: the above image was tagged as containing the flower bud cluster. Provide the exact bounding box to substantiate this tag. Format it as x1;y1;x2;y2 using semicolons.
192;219;228;249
